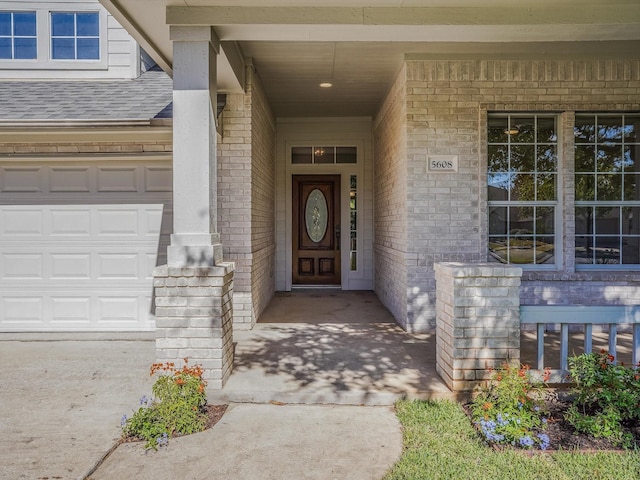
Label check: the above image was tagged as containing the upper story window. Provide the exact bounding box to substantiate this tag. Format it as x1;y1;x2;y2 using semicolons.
0;11;37;59
487;114;559;266
51;12;99;60
0;5;106;70
575;114;640;267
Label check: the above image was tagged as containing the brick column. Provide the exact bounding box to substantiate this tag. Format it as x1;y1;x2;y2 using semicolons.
153;264;234;389
434;262;522;392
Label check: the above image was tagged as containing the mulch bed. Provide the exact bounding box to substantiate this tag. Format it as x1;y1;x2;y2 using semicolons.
465;393;640;452
122;404;228;444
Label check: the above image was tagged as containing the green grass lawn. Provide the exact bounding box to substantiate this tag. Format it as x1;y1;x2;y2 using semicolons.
384;400;640;480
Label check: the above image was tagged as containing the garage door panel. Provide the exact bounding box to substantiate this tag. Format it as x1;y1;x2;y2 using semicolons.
2;253;44;279
1;209;43;235
50;209;92;236
50;254;92;279
97;167;138;192
2;297;43;324
51;297;91;324
0;167;42;192
97;208;140;235
145;167;172;192
97;254;139;279
50;167;91;192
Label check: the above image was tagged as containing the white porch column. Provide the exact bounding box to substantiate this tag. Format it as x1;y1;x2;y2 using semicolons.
168;26;222;266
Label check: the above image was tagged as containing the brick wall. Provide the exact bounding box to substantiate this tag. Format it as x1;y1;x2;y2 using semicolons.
250;70;277;324
398;58;640;331
373;65;409;329
218;67;276;329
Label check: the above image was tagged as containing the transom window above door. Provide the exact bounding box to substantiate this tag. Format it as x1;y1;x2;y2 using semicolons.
291;146;357;164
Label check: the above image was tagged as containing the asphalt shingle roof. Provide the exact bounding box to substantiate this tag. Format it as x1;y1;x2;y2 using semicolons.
0;69;173;121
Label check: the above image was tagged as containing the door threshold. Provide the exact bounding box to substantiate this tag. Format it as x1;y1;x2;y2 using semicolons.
291;285;342;290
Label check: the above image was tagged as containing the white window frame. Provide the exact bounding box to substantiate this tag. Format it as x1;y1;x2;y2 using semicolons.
0;1;107;70
574;113;640;270
487;113;561;269
0;10;37;60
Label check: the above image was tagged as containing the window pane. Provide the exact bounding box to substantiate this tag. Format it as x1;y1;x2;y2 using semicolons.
0;13;10;36
575;145;595;172
596;174;622;201
575;115;596;143
488;116;508;143
598;145;623;173
489;206;507;235
291;147;312;164
488;173;510;201
595;207;620;235
510;116;535;143
536;236;555;264
575;174;595;201
624;115;640;143
336;146;357;164
77;37;99;59
511;144;535;172
76;13;98;36
536;173;556;201
536;207;554;234
511;174;535;201
52;13;75;37
537;117;557;143
536;145;556;172
575;207;593;234
624;173;639;201
14;12;36;36
314;146;334;164
489;236;508;263
52;37;74;59
488;144;508;172
598;116;623;144
622;237;640;264
575;236;594;264
14;37;36;59
623;146;636;172
0;37;11;59
509;236;535;264
622;207;640;235
510;207;534;234
595;237;620;264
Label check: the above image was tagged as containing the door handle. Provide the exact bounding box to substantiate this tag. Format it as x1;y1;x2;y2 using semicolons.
335;224;341;250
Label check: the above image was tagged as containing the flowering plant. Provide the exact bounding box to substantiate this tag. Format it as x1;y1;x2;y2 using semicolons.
121;359;208;450
471;363;551;450
565;350;640;448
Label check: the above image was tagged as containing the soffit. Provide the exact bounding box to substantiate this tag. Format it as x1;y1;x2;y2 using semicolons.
100;1;640;117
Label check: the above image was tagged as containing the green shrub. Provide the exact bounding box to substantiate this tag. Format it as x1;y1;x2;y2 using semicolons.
565;350;640;448
121;359;208;449
470;363;551;450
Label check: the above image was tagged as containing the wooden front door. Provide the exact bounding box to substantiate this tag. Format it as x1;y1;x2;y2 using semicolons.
292;175;341;285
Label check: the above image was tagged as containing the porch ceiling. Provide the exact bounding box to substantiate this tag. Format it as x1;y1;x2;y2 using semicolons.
100;1;640;118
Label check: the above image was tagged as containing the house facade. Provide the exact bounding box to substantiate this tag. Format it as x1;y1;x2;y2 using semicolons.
2;1;640;387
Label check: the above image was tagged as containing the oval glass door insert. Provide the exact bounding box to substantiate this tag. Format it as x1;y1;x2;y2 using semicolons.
305;188;328;243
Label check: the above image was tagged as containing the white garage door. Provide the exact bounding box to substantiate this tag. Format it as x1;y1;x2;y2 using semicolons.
0;158;172;332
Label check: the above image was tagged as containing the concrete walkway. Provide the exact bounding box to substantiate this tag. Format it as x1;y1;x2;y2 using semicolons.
0;336;403;480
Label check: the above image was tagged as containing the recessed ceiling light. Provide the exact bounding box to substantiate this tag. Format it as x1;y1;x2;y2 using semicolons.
320;82;333;88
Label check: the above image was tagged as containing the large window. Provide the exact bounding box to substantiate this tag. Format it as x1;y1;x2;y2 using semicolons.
487;114;558;266
575;114;640;266
51;12;99;60
0;11;37;59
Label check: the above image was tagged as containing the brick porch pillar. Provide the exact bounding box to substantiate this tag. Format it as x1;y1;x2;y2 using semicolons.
434;262;522;392
153;26;234;388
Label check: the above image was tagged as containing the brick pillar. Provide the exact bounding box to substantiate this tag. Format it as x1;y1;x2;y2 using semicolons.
434;262;522;392
153;264;234;389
